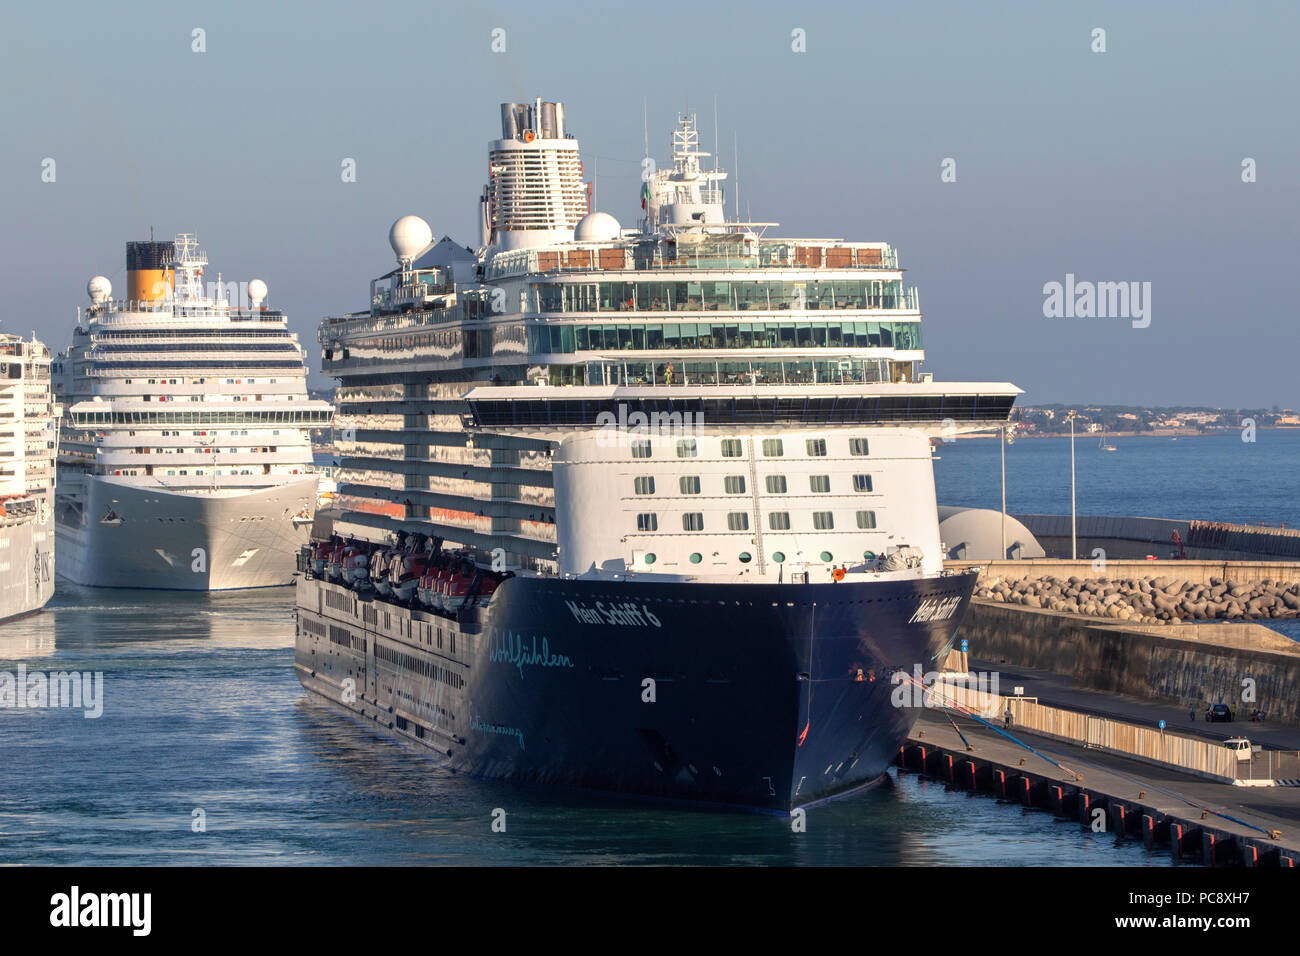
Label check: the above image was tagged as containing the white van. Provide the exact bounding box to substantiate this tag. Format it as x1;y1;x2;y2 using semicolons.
1223;738;1253;762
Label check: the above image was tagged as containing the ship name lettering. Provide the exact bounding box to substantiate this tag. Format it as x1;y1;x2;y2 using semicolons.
564;600;661;628
908;596;962;624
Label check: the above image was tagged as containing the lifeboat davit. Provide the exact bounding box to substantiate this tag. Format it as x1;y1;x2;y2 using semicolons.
324;544;346;581
341;545;369;586
416;569;438;607
391;553;429;603
476;573;502;607
310;541;331;577
442;569;475;612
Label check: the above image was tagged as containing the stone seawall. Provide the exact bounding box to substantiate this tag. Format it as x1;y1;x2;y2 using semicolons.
962;601;1300;726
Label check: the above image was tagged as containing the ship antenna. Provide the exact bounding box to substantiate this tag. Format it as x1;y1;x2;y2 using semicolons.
733;131;739;222
713;96;719;176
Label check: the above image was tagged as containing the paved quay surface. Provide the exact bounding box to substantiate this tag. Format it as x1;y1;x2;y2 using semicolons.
909;710;1300;855
969;656;1300;753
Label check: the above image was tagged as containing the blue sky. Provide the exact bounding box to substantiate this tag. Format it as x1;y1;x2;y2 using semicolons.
2;0;1296;405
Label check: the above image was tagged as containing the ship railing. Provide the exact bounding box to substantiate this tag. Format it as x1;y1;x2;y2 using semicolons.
87;302;287;324
485;242;899;279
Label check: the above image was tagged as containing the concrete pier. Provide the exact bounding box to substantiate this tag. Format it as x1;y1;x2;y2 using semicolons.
901;710;1300;866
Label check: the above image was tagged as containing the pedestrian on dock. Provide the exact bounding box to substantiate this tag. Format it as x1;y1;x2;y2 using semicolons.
1004;707;1012;729
1189;706;1196;721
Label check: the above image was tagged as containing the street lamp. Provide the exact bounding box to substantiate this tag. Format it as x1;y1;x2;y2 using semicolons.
1069;414;1077;560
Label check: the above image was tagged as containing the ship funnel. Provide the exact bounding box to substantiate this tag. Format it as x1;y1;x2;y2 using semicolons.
126;240;175;303
487;99;586;251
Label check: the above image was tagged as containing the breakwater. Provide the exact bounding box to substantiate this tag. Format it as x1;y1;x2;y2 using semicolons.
973;569;1300;624
960;601;1300;725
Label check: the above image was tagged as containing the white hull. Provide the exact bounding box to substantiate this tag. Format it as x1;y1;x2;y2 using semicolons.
55;475;317;590
0;510;55;621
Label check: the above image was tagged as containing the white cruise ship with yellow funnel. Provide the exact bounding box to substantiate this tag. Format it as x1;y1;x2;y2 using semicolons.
53;234;333;590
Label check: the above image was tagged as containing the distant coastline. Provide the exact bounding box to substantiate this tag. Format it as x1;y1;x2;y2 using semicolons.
950;426;1300;441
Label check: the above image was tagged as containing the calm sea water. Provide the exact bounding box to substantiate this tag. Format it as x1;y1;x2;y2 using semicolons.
7;433;1294;866
934;429;1300;528
0;584;1165;866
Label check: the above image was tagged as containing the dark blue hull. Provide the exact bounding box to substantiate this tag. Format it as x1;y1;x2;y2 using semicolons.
294;570;977;812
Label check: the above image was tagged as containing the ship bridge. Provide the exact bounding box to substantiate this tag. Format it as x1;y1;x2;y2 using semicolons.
461;382;1021;441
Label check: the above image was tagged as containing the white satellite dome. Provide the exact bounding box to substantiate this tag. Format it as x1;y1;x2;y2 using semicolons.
87;275;112;305
247;278;268;308
389;215;433;264
574;211;621;242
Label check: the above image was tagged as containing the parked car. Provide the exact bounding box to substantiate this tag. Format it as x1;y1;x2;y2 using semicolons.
1206;704;1234;722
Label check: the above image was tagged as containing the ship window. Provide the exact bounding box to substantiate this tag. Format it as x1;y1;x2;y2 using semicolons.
720;439;743;457
689;553;702;564
813;511;834;530
676;438;698;458
727;512;749;531
636;513;658;532
630;439;652;459
809;475;831;493
820;551;834;562
739;552;752;563
682;513;704;531
679;476;701;494
806;438;827;457
633;476;655;495
644;552;657;565
772;551;786;563
768;512;791;530
856;510;877;529
761;438;784;457
850;438;870;456
853;474;874;492
765;475;787;494
723;475;746;494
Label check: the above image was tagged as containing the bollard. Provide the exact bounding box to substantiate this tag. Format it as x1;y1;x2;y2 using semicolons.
1110;801;1127;837
1202;832;1239;867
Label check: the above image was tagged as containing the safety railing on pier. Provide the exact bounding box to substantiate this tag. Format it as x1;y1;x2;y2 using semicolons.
938;681;1244;781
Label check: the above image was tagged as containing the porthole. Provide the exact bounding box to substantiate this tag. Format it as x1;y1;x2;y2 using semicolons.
739;552;753;563
644;553;657;565
820;551;833;562
689;553;703;564
772;552;786;563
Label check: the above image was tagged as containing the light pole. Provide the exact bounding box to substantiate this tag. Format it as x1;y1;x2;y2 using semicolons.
1000;424;1007;560
1069;414;1077;560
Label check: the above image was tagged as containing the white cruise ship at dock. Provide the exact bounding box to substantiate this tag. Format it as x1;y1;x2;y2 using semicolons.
53;235;333;590
0;334;57;621
294;100;1022;812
